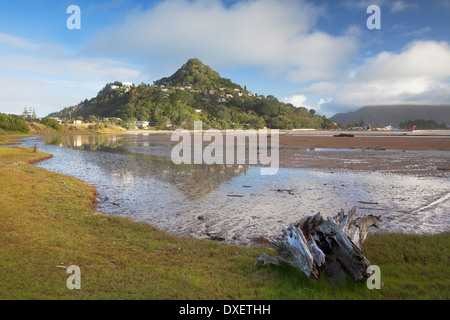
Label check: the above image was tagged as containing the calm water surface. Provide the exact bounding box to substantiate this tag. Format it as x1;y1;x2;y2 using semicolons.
18;133;450;245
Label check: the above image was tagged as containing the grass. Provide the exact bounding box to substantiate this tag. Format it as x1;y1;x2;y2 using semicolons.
0;133;30;146
0;146;448;300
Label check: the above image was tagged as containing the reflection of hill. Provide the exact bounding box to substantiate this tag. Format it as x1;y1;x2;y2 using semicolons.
44;134;249;199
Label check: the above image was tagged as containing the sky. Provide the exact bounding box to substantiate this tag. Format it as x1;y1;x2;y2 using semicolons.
0;0;449;118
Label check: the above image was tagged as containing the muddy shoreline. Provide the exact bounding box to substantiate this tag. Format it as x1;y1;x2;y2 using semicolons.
125;130;450;150
123;131;450;177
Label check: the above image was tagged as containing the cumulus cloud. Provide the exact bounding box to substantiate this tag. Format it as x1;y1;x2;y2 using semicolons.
302;40;450;114
284;94;307;108
85;0;358;82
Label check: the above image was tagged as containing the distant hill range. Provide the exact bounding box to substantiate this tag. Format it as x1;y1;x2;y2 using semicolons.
330;105;450;127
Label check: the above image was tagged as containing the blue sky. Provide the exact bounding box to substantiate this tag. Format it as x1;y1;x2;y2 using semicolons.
0;0;449;117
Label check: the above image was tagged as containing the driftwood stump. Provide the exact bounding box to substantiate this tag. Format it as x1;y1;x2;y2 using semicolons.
255;207;381;281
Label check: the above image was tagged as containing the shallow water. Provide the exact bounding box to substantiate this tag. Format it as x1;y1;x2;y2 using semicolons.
18;134;450;245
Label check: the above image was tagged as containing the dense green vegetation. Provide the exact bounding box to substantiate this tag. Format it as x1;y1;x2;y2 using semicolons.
0;114;30;133
49;59;334;130
40;117;63;132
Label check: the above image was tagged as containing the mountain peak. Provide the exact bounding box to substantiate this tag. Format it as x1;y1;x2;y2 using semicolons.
154;58;239;90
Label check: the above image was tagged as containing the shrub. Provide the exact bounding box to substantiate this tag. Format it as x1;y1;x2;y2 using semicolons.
40;117;63;132
0;114;30;133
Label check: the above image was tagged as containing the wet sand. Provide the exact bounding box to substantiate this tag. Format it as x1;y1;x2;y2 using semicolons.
127;130;450;151
125;130;450;176
279;133;450;151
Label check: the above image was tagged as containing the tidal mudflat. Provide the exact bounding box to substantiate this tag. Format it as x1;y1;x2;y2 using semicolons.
18;133;450;245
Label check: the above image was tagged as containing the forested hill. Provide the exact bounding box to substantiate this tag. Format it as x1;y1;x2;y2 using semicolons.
49;58;333;130
330;105;450;127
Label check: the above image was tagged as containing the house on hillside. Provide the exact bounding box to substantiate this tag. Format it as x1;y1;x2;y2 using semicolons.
134;121;149;128
216;97;227;103
50;117;63;124
122;82;134;88
110;82;134;92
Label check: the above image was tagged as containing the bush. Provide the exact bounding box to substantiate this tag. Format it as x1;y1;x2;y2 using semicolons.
0;114;30;133
40;117;63;132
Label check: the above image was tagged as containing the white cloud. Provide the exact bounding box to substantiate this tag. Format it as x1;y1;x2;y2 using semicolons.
0;33;148;116
86;0;359;82
302;40;450;114
401;26;432;38
0;54;143;81
0;32;39;51
391;1;418;13
341;0;386;10
341;0;418;13
284;94;307;107
0;76;106;117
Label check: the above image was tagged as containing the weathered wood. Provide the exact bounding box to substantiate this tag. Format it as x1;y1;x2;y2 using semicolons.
255;207;381;281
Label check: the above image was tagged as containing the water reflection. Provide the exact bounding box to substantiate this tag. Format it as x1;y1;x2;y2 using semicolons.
42;134;250;200
25;133;450;244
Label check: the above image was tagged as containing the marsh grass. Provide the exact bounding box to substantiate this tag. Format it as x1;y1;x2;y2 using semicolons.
0;146;448;299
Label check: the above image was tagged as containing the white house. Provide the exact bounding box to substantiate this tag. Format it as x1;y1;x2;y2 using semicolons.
134;121;149;128
122;82;134;88
73;120;83;125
